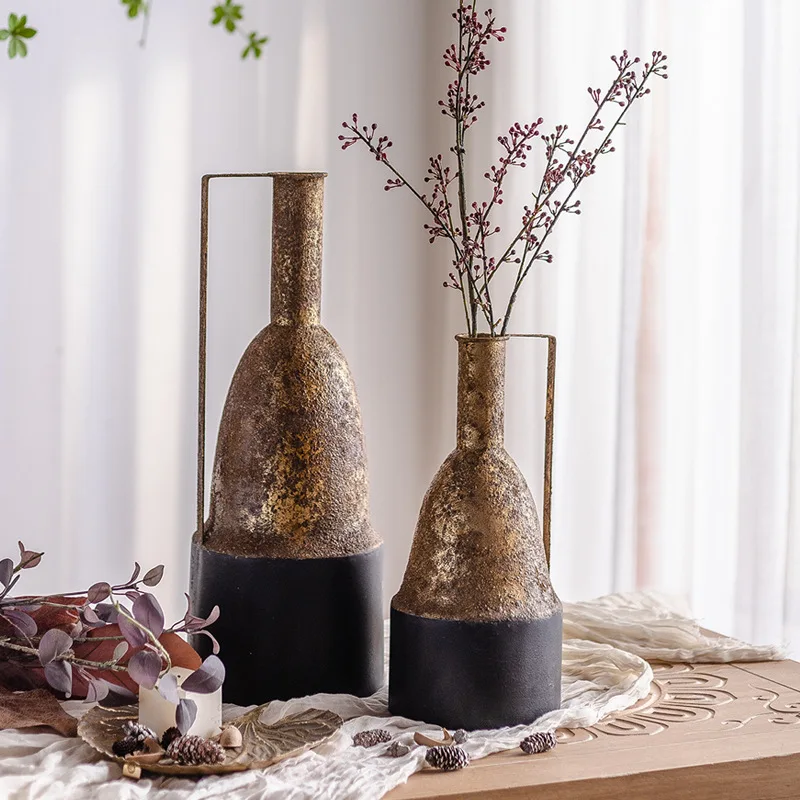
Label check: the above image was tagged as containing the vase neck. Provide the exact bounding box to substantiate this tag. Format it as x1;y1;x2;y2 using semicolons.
269;173;326;326
456;336;507;450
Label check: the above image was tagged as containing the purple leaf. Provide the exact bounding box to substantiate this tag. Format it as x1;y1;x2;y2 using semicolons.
81;606;102;626
132;593;164;639
125;590;142;603
3;610;37;638
176;698;197;734
127;650;162;690
157;672;180;704
112;641;129;663
197;629;221;655
180;655;225;695
69;621;84;638
0;559;13;587
124;562;141;586
181;604;220;634
103;683;137;706
44;660;73;697
85;678;110;703
38;628;73;665
87;582;111;604
118;615;147;649
95;603;118;623
142;565;164;587
17;542;42;569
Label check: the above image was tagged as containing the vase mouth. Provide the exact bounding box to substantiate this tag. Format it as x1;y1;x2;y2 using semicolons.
455;333;510;342
267;171;328;179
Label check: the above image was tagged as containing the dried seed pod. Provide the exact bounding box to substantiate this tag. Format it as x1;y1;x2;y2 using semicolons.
126;738;165;766
160;726;182;750
520;731;557;755
452;729;468;744
166;735;225;766
414;729;454;747
425;745;470;771
385;741;410;758
352;728;392;748
218;725;243;748
112;736;141;757
123;721;156;743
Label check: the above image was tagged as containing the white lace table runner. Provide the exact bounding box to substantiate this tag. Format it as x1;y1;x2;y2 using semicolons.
0;592;783;800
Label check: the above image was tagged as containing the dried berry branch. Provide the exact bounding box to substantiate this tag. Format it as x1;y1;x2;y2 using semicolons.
340;0;667;336
0;543;223;732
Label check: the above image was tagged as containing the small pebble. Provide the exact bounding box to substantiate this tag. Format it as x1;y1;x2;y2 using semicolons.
385;741;410;758
452;729;468;744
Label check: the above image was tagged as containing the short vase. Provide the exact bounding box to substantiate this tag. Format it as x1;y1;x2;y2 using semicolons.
389;334;562;730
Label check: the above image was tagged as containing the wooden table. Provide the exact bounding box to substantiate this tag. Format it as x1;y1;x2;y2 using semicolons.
388;659;800;800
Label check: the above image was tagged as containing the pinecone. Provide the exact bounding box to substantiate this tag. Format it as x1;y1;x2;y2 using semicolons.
352;728;392;748
122;721;156;744
166;735;225;766
384;741;410;758
112;736;142;757
160;726;182;750
425;745;470;771
520;731;557;755
452;729;469;744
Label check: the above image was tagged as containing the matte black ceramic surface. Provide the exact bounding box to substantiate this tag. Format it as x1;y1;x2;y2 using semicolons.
191;540;384;704
389;605;562;731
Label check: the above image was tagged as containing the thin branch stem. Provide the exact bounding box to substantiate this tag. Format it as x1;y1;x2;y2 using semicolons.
500;64;658;333
0;638;127;672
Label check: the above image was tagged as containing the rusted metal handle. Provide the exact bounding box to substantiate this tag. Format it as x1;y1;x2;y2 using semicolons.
507;334;557;569
197;174;272;543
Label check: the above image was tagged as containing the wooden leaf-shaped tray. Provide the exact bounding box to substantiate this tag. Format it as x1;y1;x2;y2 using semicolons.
78;703;343;776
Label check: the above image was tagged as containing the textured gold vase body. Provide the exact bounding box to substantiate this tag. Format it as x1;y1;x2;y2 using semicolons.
191;173;383;704
204;174;379;561
389;335;562;729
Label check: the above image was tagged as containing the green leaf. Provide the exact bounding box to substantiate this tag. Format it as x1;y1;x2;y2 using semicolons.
121;0;147;20
8;13;18;29
0;30;9;41
19;27;37;39
211;0;242;32
15;38;26;57
8;37;17;58
241;30;268;60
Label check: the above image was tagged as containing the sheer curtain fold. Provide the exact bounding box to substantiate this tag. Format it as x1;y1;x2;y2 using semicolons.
0;0;797;651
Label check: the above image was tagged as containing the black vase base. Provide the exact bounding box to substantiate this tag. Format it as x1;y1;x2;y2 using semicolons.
389;606;562;730
190;540;384;706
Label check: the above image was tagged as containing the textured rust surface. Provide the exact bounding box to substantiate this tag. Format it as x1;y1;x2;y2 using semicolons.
393;335;560;622
202;173;380;559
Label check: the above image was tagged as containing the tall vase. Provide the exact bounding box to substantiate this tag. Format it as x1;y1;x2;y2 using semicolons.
190;172;383;705
389;334;562;730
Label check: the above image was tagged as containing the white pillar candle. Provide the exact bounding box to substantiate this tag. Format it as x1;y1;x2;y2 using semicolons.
138;666;222;739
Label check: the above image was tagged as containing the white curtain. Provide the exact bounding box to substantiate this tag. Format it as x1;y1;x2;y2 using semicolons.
0;0;797;655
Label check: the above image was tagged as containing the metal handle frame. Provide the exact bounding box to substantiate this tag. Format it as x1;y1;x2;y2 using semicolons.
507;333;557;568
197;174;272;543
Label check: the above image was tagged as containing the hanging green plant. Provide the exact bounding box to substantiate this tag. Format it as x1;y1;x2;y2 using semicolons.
2;1;269;61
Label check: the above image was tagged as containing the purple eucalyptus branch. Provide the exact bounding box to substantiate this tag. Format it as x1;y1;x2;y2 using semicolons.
0;544;223;732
